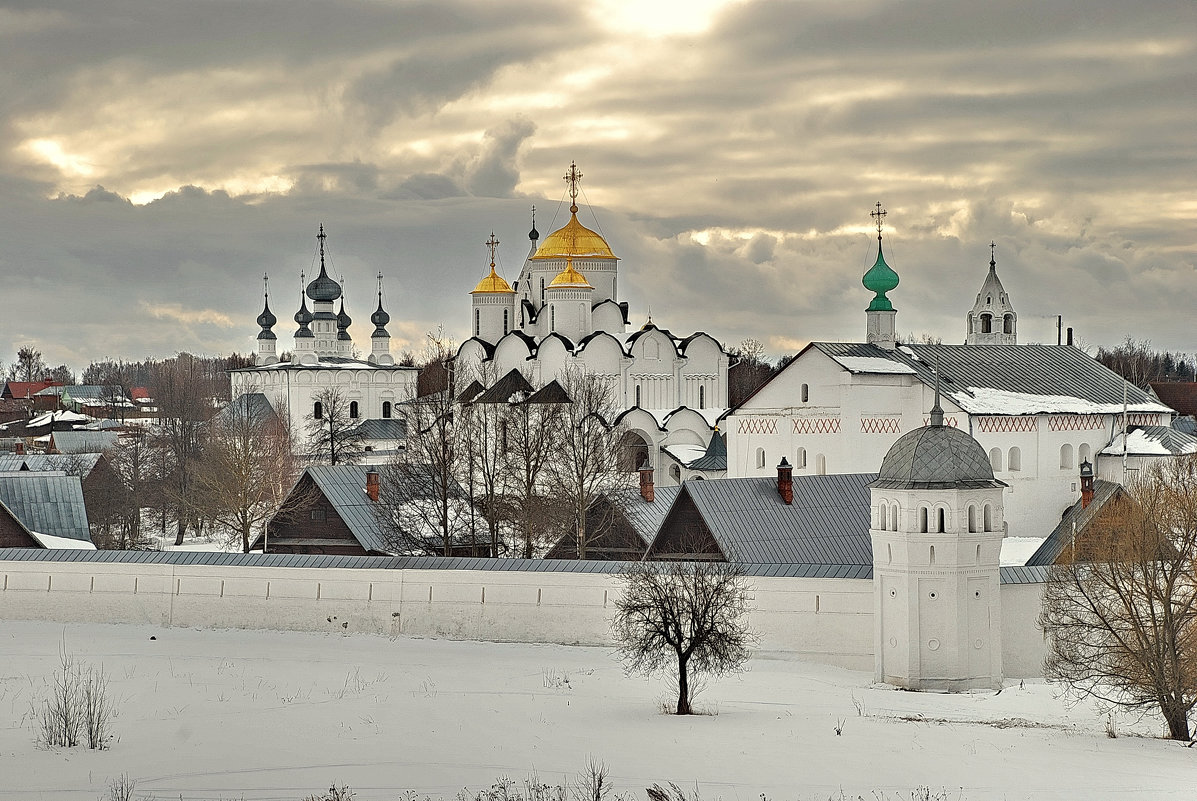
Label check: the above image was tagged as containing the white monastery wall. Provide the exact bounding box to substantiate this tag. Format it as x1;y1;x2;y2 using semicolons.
0;559;1047;677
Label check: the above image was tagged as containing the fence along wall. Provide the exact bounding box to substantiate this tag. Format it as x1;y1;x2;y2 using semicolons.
0;556;1045;675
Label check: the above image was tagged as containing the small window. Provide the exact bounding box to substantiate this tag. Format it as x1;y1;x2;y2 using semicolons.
503;309;509;335
313;401;323;420
1008;447;1021;472
551;306;555;331
801;384;809;403
968;505;977;533
919;507;929;533
474;308;480;337
1079;443;1091;463
1003;314;1014;334
796;447;806;469
981;313;992;334
382;401;392;419
989;447;1003;472
540;277;545;297
976;544;982;564
350;401;359;419
310;508;326;522
936;507;946;533
815;453;826;475
929;545;936;565
755;448;765;469
1060;444;1074;470
635;385;641;407
891;503;899;531
984;504;993;531
699;386;705;410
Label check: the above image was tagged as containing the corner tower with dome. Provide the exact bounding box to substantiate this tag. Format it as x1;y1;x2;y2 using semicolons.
456;163;730;487
869;386;1007;690
231;225;418;462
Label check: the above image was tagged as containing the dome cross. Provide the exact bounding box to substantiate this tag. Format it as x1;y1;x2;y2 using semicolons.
486;232;500;268
564;161;583;213
871;201;887;242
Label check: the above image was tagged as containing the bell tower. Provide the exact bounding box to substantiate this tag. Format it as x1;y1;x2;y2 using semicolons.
966;243;1017;345
862;202;899;351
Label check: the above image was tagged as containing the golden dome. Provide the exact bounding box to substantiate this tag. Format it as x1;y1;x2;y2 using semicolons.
531;212;616;260
548;257;593;289
471;266;514;294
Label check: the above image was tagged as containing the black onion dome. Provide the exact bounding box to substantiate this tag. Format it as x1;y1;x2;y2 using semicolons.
370;293;390;333
294;296;313;326
307;264;342;302
336;299;352;341
256;298;277;329
874;425;1002;490
529;224;539;241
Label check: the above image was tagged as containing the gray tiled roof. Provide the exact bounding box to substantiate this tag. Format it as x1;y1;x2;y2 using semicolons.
0;473;91;543
810;343;1168;415
352;418;408;441
687;431;727;472
674;473;877;565
473;369;534;403
874;425;1003;489
0;547;1045;584
1025;480;1124;566
50;431;119;454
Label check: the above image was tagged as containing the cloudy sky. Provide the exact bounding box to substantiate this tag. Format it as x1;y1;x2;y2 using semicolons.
2;0;1194;370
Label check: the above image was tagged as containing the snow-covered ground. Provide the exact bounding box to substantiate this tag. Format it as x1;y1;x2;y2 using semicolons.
1;621;1194;801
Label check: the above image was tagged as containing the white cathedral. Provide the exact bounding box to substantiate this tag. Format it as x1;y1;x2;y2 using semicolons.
455;163;729;484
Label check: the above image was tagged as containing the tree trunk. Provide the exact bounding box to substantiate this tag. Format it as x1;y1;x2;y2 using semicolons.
174;517;185;546
1162;698;1192;741
676;655;691;715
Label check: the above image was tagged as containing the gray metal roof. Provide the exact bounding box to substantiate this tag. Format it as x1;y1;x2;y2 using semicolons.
1100;425;1197;456
874;425;1003;489
687;431;727;472
50;431;119;454
672;473;878;565
472;369;534;403
617;485;682;546
1025;480;1124;566
217;393;280;427
0;473;91;542
811;342;1168;415
352;418;408;441
303;464;390;553
0;547;1043;584
0;453;102;478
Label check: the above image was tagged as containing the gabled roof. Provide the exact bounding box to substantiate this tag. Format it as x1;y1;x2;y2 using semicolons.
1150;382;1197;417
1025;480;1124;566
687;431;727;472
216;393;280;428
1100;425;1197;456
0;472;92;545
59;385;129;401
651;473;876;565
50;430;119;454
472;369;534;403
618;486;682;546
3;380;60;400
802;343;1168;416
352;418;407;440
527;380;571;404
0;453;103;478
457;380;486;403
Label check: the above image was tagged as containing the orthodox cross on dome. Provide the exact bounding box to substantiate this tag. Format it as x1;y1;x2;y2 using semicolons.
486;232;500;267
871;201;887;242
564;161;583;213
990;241;997;270
376;271;384;295
317;224;327;268
263;272;269;299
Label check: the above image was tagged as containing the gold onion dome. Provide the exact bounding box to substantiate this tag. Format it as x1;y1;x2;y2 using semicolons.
471;266;514;294
531;212;616;260
549;257;593;289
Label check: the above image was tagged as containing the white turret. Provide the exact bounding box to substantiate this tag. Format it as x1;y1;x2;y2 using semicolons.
543;256;593;344
369;273;394;366
255;273;279;366
966;243;1017;345
470;233;517;344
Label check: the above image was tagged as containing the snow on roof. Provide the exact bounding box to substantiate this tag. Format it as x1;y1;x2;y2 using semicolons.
832;356;917;375
959;387;1169;417
29;531;96;550
1000;537;1046;567
663;443;708;466
1100;426;1197;456
695;407;728;428
28;410;92;427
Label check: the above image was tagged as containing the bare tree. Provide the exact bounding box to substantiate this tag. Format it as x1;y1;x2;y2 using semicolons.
105;429;157;549
548;367;632;559
306;387;365;466
8;346;47;382
192;394;300;552
503;385;564;558
150;354;211;545
612;559;755;715
1040;455;1197;740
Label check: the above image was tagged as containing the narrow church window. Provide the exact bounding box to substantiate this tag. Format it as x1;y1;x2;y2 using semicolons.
984;504;993;531
1079;443;1091;463
976;544;982;564
929;545;936;565
919;507;929;533
981;314;992;334
887;543;892;564
699;386;705;409
382;401;392;419
1060;444;1074;469
891;503;899;530
755;448;765;469
936;507;946;533
350;401;359;419
796;447;806;469
313;401;323;420
968;505;977;533
1008;447;1021;471
801;384;809;403
1003;314;1014;334
474;309;480;337
503;309;509;335
540;277;545;297
635;385;641;407
989;447;1003;472
551;306;555;331
815;454;826;475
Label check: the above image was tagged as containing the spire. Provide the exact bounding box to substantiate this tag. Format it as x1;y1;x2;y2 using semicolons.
371;272;391;335
529;205;539;243
256;273;277;337
989;241;997;272
862;201;900;312
930;356;944;427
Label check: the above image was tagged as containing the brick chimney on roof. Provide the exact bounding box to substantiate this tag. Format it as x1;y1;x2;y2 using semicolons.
777;457;793;505
639;459;654;503
365;469;380;503
1079;459;1094;509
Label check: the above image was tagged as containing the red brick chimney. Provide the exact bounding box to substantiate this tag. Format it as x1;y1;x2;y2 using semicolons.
777;457;793;505
639;460;655;503
14;441;24;455
1079;459;1094;509
365;469;380;502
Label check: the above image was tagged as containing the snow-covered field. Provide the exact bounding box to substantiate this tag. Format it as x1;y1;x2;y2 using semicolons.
1;622;1194;801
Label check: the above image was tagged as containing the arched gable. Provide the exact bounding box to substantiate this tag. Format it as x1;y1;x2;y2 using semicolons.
492;332;536;375
575;331;626;374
